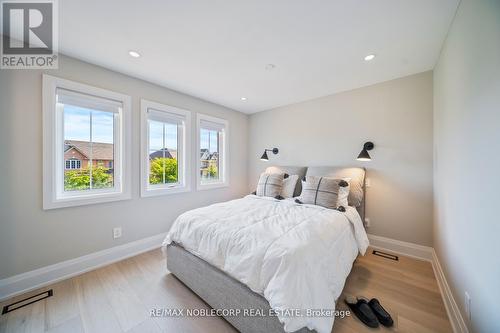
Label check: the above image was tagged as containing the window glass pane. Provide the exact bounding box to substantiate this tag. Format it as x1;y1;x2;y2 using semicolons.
200;128;220;183
148;120;179;185
64;106;91;191
91;110;114;189
164;123;178;184
149;120;164;185
63;105;115;191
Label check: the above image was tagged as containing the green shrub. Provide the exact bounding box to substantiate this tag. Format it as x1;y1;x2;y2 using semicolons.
64;166;113;191
208;164;218;178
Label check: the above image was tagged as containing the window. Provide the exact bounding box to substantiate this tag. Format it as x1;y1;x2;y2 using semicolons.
196;114;228;190
65;159;81;169
141;100;191;197
43;75;131;209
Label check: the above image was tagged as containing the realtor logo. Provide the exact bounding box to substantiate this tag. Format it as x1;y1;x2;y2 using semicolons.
1;0;58;69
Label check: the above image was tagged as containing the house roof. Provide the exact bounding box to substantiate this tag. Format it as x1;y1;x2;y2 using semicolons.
149;148;177;160
200;149;210;160
200;149;218;160
209;152;218;160
64;140;114;161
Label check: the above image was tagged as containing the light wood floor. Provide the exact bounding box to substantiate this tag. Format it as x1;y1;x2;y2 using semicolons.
0;248;452;333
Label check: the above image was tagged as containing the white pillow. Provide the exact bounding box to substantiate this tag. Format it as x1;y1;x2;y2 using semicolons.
338;181;350;207
281;175;299;198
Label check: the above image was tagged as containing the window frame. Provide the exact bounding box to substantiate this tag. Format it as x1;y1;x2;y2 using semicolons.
196;113;229;191
42;74;132;209
140;99;191;197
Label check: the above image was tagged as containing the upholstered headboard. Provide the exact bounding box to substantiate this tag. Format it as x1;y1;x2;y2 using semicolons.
265;165;366;222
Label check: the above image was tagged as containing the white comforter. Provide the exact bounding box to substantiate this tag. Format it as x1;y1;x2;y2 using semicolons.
163;195;369;333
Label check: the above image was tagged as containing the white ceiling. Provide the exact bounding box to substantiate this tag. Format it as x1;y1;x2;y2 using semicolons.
59;0;459;114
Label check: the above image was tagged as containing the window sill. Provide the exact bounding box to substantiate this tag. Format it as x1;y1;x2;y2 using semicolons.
43;191;131;210
141;185;191;198
196;182;229;191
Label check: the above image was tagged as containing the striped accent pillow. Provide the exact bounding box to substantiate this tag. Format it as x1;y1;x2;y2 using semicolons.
256;173;284;197
298;176;349;209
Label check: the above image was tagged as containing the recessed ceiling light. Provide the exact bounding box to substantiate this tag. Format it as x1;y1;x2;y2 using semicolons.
364;54;376;61
241;97;247;101
128;50;141;58
265;64;276;70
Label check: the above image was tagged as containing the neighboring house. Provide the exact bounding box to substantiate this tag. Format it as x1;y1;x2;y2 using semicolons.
149;148;177;160
64;140;114;170
199;148;210;168
199;148;218;177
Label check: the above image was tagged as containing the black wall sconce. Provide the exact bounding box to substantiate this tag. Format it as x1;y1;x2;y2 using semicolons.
260;148;279;161
357;142;374;161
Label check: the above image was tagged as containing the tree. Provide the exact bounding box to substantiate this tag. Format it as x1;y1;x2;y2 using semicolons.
149;158;178;184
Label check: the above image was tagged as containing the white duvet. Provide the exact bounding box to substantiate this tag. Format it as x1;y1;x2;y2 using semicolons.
163;195;369;333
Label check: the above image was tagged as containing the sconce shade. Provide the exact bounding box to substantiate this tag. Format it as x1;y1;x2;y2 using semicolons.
356;141;374;161
260;151;269;161
357;149;371;161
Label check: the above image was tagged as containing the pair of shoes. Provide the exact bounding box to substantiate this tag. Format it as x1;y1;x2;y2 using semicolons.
344;295;394;328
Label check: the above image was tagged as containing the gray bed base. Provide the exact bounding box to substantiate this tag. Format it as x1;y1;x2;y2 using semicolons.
167;243;314;333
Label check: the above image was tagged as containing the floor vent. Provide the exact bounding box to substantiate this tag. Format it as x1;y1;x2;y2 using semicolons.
372;250;399;261
2;290;53;315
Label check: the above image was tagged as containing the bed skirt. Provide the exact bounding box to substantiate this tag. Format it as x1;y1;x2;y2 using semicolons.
166;243;313;333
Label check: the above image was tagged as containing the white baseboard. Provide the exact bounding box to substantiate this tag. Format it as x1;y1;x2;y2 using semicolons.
367;233;433;261
366;233;468;333
0;233;166;302
431;250;469;333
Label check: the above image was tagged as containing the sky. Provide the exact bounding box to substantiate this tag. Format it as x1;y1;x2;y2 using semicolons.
64;105;114;143
149;120;177;151
64;105;217;153
200;128;219;153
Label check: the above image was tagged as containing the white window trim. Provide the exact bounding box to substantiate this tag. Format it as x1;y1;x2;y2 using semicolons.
65;159;81;169
140;99;191;197
196;113;229;191
42;74;132;209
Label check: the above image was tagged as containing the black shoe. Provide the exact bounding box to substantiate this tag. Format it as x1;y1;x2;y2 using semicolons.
344;295;379;328
368;298;394;327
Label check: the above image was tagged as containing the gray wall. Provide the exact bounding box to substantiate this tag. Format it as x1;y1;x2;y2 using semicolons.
248;72;434;246
433;1;500;332
0;55;248;279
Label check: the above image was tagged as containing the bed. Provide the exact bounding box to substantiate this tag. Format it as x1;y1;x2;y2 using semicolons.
163;166;369;333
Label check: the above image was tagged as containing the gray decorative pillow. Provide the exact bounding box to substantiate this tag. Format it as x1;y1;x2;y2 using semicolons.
256;173;284;197
298;176;349;209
